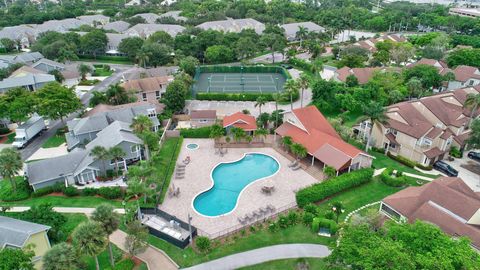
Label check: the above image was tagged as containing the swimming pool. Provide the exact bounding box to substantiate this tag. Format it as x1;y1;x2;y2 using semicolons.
186;143;199;150
193;153;280;217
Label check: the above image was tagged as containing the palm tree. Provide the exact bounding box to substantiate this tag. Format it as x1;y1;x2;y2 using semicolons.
406;77;423;99
43;243;80;270
109;146;126;177
362;101;387;152
78;64;92;81
91;204;120;267
0;148;22;193
311;57;323;77
254;128;269;142
72;221;108;270
283;80;299;111
282;136;293;152
290;143;307;160
464;93;480;128
331;201;344;223
135;50;151;68
255;96;268;115
231;127;246;142
296;26;308;48
90;146;110;177
297;74;309;108
209;124;224;142
127;161;152;183
131;116;154;160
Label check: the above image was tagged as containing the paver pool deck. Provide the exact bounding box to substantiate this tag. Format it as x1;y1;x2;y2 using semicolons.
159;138;318;237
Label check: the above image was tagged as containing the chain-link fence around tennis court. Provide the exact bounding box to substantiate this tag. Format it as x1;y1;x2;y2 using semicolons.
192;65;289;97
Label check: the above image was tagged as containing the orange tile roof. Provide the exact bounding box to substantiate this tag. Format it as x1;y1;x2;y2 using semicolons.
223;112;257;131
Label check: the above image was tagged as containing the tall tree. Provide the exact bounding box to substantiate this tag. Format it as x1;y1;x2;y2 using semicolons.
464;93;480;128
109;146;126;177
105;84;135;105
162;80;187;113
290;142;307;160
311;57;323;77
0;88;36;124
295;26;308;48
0;148;22;193
91;204;120;267
130;115;155;160
179;56;200;76
362;101;387;152
135;50;151;68
78;64;92;81
118;37;144;60
254;96;267;115
90;146;110;177
0;247;34;270
297;73;310;108
79;30;108;59
283;79;299;110
467;119;480;149
35;82;82;124
72;221;108;270
43;243;81;270
124;220;148;257
130;115;153;135
260;33;286;63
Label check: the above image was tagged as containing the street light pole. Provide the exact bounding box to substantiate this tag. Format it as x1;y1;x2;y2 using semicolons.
188;213;193;244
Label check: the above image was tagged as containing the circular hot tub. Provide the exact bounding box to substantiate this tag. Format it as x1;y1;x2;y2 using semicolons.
186;143;199;150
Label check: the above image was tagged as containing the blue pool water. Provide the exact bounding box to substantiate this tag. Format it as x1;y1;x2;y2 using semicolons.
193;153;280;217
186;143;199;149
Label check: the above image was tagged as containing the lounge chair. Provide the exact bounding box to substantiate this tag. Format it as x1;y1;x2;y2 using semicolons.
259;207;268;214
175;175;184;179
177;164;186;168
244;213;252;221
292;164;301;171
267;204;276;212
252;210;261;218
238;217;246;224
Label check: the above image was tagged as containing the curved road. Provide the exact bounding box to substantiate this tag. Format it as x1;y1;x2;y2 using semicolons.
182;244;331;270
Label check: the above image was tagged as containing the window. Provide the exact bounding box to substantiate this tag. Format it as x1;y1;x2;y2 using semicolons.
147;109;156;118
199;119;208;123
469;80;474;86
131;145;139;153
155;90;161;99
142;93;147;101
381;203;401;220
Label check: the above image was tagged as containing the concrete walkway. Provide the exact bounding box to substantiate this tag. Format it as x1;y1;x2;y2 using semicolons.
110;230;179;270
182;244;331;270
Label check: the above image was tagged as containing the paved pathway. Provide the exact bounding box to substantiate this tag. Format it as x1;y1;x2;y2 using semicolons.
110;230;179;270
182;244;331;270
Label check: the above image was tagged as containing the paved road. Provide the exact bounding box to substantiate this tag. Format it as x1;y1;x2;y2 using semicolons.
182;244;331;270
250;52;285;64
19;65;136;161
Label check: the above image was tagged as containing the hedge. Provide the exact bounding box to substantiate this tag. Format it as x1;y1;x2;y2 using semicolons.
196;65;290;79
288;57;313;72
180;126;214;138
32;183;65;197
196;92;275;101
312;217;339;235
0;177;32;202
296;168;374;208
379;168;406;187
387;152;416;168
98;187;123;199
0;127;10;135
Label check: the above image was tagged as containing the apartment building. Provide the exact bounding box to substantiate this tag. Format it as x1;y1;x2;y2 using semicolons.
356;86;480;165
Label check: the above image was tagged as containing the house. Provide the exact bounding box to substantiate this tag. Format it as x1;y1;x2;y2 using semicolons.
29;59;84;85
381;177;480;250
0;25;37;49
280;22;325;41
276;106;373;174
196;18;265;35
445;65;480;91
0;52;44;66
159;11;188;22
0;72;55;94
26;121;144;190
361;86;480;166
66;101;162;150
105;33;130;55
34;18;89;36
407;58;449;73
190;110;217;128
449;7;480;18
334;66;380;84
354;34;406;53
122;66;178;81
101;21;131;33
0;216;51;269
121;75;174;102
124;24;186;38
78;14;110;26
223;112;257;135
132;13;161;24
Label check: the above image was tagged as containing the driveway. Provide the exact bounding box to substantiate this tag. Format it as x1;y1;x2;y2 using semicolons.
250;52;285;64
444;156;480;192
182;244;331;270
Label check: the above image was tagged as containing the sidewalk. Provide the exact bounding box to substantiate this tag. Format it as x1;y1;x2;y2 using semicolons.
110;230;179;270
182;244;331;270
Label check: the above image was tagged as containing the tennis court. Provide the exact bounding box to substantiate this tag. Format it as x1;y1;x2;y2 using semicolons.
193;72;287;93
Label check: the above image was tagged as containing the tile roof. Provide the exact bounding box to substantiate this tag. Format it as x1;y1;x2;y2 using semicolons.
0;216;50;249
452;65;480;82
121;76;174;93
122;66;178;81
159;11;187;22
132;13;161;24
101;21;131;33
0;73;55;93
78;14;110;24
336;66;380;84
423;147;445;159
124;23;185;37
196;18;265;35
191;110;216;119
275;106;368;170
383;177;480;248
386;102;433;139
223;112;257;131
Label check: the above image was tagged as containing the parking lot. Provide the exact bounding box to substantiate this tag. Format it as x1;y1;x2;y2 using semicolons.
443;155;480;192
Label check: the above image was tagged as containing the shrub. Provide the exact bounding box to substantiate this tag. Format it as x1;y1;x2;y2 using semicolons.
97;187;123;199
296;169;374;207
287;210;299;225
0;127;10;135
63;186;79;197
312;217;338;235
304;203;318;215
106;170;115;179
379;168;406;187
0;177;31;201
278;215;289;229
449;146;462;158
302;212;315;225
268;222;278;232
196;92;274;101
288;57;313;71
32;182;65;197
416;164;432;171
81;187;97;196
111;259;135;270
386;152;416;168
180;126;214;138
195;236;211;252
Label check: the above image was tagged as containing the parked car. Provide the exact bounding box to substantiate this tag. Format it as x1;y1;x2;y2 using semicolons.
281;64;293;69
433;161;458;177
467;151;480;162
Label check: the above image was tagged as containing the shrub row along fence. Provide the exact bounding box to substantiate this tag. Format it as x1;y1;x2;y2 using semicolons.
296;168;374;208
195;65;291;79
196;92;275;101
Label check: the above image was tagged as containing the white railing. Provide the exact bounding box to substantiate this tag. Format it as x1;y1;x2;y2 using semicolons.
159;118;171;147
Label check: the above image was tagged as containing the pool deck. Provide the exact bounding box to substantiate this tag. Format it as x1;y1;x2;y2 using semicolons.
159;138;318;238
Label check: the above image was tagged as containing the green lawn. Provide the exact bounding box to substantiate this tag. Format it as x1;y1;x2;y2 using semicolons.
369;151;439;179
239;258;327;270
2;195;123;207
147;224;333;268
1;132;16;144
42;134;66;148
322;109;364;128
315;177;401;221
93;67;114;76
78;56;133;65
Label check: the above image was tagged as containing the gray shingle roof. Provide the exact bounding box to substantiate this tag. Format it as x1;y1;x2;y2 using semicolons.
280;22;325;39
0;52;44;65
35;18;88;34
31;58;66;70
101;21;131;33
68;114;110;135
0;25;37;41
0;216;50;249
0;73;55;93
196;18;265;34
132;13;161;24
78;14;110;25
124;24;186;38
159;11;187;22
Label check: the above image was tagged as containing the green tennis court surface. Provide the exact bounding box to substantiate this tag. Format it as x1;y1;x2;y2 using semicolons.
193;72;287;93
